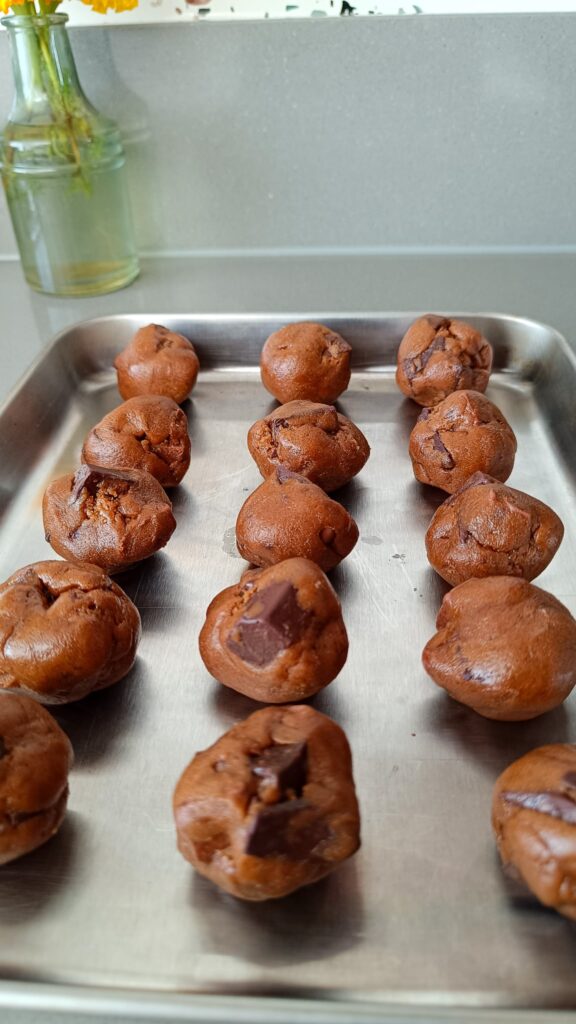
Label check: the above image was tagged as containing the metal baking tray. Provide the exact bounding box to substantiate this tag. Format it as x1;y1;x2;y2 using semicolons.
0;314;575;1024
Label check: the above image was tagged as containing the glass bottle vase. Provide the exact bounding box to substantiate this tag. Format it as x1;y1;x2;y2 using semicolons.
0;13;139;297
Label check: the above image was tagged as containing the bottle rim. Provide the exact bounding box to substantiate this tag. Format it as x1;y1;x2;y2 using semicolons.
1;12;69;29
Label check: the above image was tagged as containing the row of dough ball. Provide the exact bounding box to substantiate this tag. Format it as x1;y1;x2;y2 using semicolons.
396;314;576;922
177;321;367;900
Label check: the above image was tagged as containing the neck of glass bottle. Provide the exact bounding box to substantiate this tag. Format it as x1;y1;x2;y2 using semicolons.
3;15;87;121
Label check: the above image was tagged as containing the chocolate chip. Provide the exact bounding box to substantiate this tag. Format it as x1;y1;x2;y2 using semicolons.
70;463;137;504
403;357;417;382
320;526;336;546
419;335;447;371
271;405;338;433
245;798;330;858
0;736;6;759
417;407;431;422
432;432;455;470
227;581;310;666
502;790;576;825
563;771;576;788
251;741;307;799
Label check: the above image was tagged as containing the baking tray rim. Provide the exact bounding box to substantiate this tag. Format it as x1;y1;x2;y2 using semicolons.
1;979;574;1024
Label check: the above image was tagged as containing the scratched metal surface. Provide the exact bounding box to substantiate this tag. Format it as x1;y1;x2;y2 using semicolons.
0;314;575;1021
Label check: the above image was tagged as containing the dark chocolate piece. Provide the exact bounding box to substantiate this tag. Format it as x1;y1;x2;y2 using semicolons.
503;790;576;825
432;431;455;469
0;736;6;759
245;798;329;858
271;404;337;432
251;741;307;797
419;334;447;372
563;771;576;788
227;582;310;666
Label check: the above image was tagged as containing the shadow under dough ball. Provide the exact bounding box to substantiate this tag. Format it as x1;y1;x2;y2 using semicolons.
409;390;517;493
43;464;176;574
396;314;493;407
173;703;360;901
236;469;359;572
260;322;352;404
199;558;348;703
247;400;370;493
114;324;200;404
0;693;73;865
422;576;576;721
492;744;576;921
0;560;141;704
82;395;191;489
426;472;564;586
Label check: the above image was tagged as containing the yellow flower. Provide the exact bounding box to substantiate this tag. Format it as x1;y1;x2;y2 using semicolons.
80;0;138;10
0;0;27;15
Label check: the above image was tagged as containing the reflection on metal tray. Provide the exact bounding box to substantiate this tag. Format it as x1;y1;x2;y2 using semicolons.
0;314;575;1024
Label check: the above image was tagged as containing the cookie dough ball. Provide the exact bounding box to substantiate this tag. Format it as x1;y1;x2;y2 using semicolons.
492;745;576;921
0;561;141;704
43;465;176;574
247;400;370;493
199;558;348;702
260;322;352;404
396;315;493;407
236;469;359;572
82;395;191;489
173;704;360;900
0;694;73;865
423;577;576;721
114;324;200;404
426;473;564;586
409;390;516;493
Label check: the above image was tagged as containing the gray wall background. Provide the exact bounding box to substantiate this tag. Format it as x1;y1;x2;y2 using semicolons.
1;14;576;256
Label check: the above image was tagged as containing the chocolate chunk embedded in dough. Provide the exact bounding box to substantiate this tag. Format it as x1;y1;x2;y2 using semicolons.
227;582;311;666
199;558;348;703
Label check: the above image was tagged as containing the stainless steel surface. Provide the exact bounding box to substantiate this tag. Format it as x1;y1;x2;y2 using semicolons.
0;313;575;1020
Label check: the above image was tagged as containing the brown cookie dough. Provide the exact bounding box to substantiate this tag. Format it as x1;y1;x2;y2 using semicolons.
492;745;576;921
396;314;493;407
0;561;141;704
114;324;200;404
423;577;576;721
82;395;191;489
236;469;359;572
0;694;73;865
173;704;360;900
199;558;348;702
260;322;352;404
43;464;176;574
247;400;370;493
426;473;564;586
409;390;516;493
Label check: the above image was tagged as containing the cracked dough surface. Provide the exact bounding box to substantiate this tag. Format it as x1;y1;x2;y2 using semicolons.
408;390;517;493
425;472;564;585
83;395;191;489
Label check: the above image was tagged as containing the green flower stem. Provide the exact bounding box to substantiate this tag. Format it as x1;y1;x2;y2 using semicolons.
9;4;90;184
